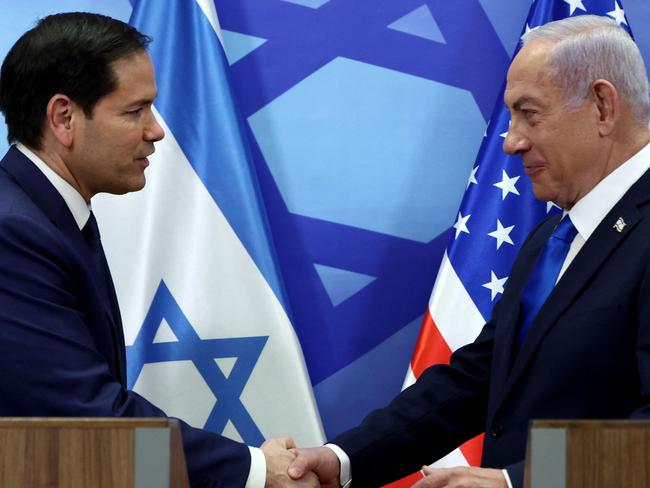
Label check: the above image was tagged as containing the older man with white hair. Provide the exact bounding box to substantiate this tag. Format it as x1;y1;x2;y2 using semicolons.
287;14;650;488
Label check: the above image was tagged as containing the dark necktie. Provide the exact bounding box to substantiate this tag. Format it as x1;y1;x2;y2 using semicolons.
518;216;578;346
82;211;126;382
82;212;110;297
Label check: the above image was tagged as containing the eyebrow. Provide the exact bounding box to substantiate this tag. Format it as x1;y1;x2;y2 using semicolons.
507;96;543;111
128;97;155;107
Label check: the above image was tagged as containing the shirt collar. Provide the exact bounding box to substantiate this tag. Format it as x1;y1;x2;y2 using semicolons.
16;143;91;230
568;140;650;242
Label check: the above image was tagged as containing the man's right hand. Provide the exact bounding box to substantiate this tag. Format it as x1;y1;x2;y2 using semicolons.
262;437;319;487
288;446;341;488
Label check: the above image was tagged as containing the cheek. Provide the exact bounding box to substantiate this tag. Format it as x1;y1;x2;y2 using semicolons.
108;140;141;165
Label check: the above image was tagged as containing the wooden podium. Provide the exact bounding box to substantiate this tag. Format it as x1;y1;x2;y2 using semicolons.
0;418;189;488
524;420;650;488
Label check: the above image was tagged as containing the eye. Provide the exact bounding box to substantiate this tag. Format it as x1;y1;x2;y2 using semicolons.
521;109;540;124
126;107;143;116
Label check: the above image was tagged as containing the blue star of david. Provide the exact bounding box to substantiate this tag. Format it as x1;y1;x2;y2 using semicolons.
212;0;512;384
127;280;268;446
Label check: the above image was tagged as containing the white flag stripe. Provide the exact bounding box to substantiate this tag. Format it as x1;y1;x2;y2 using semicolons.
195;0;224;47
431;448;470;469
402;366;417;390
428;253;485;352
95;108;324;445
401;254;485;470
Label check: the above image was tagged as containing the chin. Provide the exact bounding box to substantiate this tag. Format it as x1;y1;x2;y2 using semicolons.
109;179;146;196
531;187;550;203
530;185;560;207
129;174;147;192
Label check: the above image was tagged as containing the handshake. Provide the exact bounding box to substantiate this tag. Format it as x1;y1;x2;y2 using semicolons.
261;437;508;488
261;438;340;488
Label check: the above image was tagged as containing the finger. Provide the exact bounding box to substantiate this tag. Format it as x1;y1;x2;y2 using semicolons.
271;436;296;449
412;467;456;488
411;470;450;488
295;471;320;488
411;477;435;488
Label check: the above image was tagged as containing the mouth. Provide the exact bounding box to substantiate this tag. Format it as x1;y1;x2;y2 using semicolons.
136;151;154;167
523;163;545;178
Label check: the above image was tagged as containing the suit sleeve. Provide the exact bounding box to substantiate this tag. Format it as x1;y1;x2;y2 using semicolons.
331;304;499;486
630;254;650;420
0;214;251;488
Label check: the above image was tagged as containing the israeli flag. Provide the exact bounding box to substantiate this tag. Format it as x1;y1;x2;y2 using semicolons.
94;0;324;447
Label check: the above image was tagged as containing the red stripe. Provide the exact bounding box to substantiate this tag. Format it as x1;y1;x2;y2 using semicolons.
411;312;484;465
382;470;424;488
410;312;452;378
459;433;484;466
383;310;484;486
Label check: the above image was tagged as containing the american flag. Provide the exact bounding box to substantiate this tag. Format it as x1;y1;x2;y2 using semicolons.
388;0;633;485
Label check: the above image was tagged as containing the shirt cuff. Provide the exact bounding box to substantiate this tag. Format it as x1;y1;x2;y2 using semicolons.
502;468;514;488
325;443;351;487
245;446;266;488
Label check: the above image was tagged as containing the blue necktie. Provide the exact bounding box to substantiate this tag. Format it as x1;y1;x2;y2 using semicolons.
518;216;578;346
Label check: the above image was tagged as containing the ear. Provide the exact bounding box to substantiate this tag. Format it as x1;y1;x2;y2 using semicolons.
45;94;77;148
591;79;619;137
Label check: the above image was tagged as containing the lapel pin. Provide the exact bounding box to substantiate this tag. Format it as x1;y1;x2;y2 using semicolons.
613;217;627;233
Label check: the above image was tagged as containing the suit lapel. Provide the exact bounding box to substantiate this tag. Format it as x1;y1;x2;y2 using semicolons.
499;169;650;405
1;146;79;237
487;216;558;416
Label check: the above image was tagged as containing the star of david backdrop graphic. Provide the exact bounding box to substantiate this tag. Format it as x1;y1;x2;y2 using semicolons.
1;0;650;461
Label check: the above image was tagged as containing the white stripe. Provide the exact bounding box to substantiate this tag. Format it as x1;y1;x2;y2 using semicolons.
428;252;485;352
401;252;487;469
195;0;224;47
430;448;470;468
403;339;470;469
402;366;417;390
94;108;324;445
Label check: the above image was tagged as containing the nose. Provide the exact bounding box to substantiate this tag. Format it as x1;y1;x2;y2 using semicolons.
145;112;165;142
502;124;530;155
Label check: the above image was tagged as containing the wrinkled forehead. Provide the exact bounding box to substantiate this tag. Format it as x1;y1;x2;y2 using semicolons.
504;42;558;105
508;41;555;85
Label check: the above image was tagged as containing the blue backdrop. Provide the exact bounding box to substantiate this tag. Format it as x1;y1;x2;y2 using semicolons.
2;0;650;440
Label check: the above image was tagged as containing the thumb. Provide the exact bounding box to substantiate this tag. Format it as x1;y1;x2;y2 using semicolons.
279;436;297;450
262;436;296;451
288;449;313;479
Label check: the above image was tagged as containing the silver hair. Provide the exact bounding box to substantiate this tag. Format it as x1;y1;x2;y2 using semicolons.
521;15;650;125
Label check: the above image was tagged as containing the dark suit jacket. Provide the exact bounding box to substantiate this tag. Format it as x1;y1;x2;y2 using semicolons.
0;146;251;488
333;166;650;487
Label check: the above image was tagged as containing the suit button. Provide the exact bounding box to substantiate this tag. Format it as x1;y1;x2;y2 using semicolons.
490;424;503;438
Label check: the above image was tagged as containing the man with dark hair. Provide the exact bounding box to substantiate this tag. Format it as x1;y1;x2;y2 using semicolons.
0;12;315;488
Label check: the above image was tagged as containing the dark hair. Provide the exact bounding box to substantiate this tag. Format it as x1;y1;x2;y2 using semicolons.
0;12;151;149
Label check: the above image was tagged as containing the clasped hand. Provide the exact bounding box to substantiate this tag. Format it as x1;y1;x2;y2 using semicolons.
271;440;507;488
284;444;508;488
262;438;319;487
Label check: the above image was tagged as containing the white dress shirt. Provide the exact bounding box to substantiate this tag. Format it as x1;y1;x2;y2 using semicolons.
17;143;90;229
560;140;650;280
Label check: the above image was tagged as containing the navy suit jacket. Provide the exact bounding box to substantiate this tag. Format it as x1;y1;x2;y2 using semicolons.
333;166;650;487
0;146;251;488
